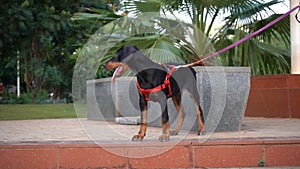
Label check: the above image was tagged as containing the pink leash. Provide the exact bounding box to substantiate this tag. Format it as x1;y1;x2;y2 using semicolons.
199;5;300;63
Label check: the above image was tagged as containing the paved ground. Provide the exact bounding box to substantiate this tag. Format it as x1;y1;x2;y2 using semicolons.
210;168;300;169
0;117;300;143
1;118;300;168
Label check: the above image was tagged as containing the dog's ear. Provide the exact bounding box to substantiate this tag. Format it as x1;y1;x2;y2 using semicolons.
113;46;140;62
112;46;124;62
122;46;139;56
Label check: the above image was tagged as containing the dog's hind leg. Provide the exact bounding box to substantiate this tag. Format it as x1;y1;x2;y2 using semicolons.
188;90;205;135
195;102;205;135
159;99;170;142
170;93;184;136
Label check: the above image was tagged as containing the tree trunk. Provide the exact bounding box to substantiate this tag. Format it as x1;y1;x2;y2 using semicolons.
31;62;48;103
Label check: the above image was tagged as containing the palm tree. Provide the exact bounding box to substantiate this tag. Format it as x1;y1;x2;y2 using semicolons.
74;0;290;75
121;0;290;75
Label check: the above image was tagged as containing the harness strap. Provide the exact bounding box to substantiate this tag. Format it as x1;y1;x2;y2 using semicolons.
136;65;176;101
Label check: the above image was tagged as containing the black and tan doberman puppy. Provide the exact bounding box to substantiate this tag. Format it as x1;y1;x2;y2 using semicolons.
105;46;205;141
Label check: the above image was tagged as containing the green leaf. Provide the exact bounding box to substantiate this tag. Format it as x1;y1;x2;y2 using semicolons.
134;1;161;13
150;37;183;63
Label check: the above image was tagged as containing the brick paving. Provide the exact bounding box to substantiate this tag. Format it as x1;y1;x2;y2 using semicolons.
0;117;300;168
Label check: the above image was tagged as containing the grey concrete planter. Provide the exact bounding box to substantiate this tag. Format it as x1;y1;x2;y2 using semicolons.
87;66;250;132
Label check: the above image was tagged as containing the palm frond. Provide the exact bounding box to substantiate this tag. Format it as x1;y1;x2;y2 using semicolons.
215;27;290;75
92;0;292;76
123;0;161;14
218;0;283;34
248;14;290;47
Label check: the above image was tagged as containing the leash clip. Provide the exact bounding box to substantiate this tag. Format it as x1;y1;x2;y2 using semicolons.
296;4;300;23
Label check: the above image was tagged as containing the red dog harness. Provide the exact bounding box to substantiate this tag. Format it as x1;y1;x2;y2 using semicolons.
136;65;177;101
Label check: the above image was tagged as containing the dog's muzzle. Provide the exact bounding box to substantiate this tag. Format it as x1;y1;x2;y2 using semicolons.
105;60;124;70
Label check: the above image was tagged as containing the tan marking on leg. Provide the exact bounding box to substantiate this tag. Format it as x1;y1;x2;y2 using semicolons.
189;93;205;135
132;109;147;141
196;108;205;134
159;121;170;142
139;123;147;136
170;97;183;135
162;121;170;134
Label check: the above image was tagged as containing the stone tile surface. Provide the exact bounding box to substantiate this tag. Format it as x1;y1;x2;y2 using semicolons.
0;117;300;143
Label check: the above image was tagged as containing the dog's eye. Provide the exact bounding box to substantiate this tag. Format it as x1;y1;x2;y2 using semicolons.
117;56;121;62
110;55;119;62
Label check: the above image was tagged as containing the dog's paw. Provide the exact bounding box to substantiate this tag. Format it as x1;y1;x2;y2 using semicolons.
158;134;170;142
197;130;206;136
132;134;144;141
170;130;179;136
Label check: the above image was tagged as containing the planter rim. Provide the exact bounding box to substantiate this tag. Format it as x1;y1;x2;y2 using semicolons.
193;66;250;73
87;77;135;84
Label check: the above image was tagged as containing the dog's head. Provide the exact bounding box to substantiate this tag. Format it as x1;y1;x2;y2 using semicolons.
105;45;141;82
104;45;140;70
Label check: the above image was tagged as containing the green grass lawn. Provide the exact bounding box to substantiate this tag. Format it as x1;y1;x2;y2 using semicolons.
0;104;77;120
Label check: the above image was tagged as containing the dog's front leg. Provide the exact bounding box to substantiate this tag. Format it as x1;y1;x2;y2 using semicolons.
132;95;148;141
159;100;170;142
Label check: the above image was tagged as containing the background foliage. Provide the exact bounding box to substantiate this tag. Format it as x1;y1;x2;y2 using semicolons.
0;0;120;103
0;0;291;104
